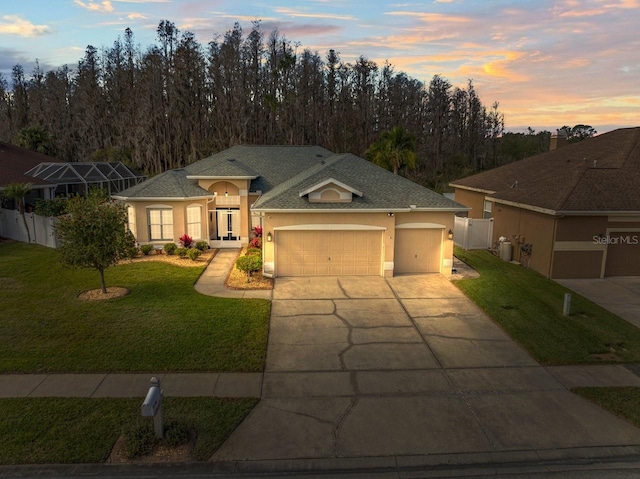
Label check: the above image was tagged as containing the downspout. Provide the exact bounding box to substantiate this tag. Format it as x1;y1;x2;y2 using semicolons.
548;216;559;278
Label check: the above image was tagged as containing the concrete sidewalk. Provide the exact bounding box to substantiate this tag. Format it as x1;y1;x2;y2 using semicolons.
0;372;262;398
1;365;638;399
194;249;272;300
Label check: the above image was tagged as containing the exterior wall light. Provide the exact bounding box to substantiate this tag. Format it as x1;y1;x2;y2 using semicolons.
267;232;272;242
387;212;394;217
448;229;454;240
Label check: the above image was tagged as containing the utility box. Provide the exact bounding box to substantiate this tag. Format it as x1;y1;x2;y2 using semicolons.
499;241;513;262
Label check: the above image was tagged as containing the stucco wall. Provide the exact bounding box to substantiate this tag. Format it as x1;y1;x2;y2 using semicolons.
552;215;640;278
491;202;555;277
262;210;455;278
127;199;209;244
454;188;486;219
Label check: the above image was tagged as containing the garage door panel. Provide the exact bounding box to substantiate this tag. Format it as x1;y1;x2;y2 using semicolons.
277;230;382;277
605;238;640;277
394;229;442;274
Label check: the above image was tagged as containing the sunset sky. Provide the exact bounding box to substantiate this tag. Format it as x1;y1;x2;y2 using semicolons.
1;0;638;133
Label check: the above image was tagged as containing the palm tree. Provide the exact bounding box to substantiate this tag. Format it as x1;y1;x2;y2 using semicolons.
365;126;416;175
2;183;33;243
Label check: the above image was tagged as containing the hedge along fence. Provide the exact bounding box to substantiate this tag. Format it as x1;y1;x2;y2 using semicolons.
0;208;58;248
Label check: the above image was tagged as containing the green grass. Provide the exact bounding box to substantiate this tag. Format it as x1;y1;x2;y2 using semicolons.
0;397;257;464
454;247;640;365
0;243;270;372
574;387;640;427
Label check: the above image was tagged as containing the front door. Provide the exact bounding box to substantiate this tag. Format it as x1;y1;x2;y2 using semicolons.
216;209;239;240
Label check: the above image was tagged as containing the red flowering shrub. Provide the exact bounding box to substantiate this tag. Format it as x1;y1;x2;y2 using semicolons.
179;234;193;248
250;225;263;248
250;236;262;248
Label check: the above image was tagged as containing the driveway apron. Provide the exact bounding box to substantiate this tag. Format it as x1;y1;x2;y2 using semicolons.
212;275;640;461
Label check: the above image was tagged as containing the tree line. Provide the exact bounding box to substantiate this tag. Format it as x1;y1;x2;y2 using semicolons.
0;20;550;190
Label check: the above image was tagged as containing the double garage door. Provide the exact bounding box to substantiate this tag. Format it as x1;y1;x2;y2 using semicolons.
276;227;443;277
277;230;382;276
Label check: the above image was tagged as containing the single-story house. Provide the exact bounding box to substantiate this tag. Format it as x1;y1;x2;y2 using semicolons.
450;127;640;279
113;145;466;278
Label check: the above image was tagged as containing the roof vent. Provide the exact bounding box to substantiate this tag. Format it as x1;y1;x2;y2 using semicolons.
320;160;325;165
593;160;598;168
316;154;323;157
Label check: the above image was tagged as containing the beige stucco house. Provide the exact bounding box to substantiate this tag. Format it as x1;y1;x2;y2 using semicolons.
113;145;465;278
450;127;640;279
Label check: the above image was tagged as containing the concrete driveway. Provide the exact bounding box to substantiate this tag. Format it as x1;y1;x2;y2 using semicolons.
213;275;640;462
557;277;640;329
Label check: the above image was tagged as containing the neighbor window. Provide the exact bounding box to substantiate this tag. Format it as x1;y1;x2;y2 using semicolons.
147;208;173;241
483;200;492;219
186;205;202;239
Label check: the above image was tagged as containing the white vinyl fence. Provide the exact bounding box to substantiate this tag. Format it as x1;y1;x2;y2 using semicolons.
454;216;493;250
0;208;58;248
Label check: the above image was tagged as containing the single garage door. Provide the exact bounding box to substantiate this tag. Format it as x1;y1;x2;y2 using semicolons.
277;230;382;276
394;228;442;274
605;235;640;276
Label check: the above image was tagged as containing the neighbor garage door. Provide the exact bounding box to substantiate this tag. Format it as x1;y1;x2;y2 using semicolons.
605;234;640;277
277;230;382;276
394;228;442;274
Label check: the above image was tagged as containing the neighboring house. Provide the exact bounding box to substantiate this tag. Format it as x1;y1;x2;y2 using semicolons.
450;127;640;279
0;141;145;210
0;141;63;209
113;145;466;278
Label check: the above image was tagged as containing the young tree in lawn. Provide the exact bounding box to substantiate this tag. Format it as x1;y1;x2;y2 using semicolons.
1;182;32;244
55;189;134;294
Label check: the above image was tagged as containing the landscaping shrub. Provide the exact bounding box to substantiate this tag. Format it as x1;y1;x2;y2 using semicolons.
176;247;188;258
123;421;155;459
187;248;201;261
120;230;139;259
164;421;191;447
195;240;209;251
179;234;193;248
249;236;261;248
245;247;261;256
236;254;262;282
140;244;154;256
249;225;263;249
164;243;177;255
34;197;68;217
124;244;139;259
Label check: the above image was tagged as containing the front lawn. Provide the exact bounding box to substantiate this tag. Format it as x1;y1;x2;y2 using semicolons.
0;242;270;372
454;248;640;365
574;387;640;428
0;397;256;464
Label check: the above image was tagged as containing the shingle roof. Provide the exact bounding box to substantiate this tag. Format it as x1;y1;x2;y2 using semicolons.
0;141;63;187
116;145;464;211
253;153;463;211
112;169;211;199
450;127;640;212
185;145;334;193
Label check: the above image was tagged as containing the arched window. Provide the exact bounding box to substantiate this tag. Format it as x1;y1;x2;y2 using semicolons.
126;204;137;237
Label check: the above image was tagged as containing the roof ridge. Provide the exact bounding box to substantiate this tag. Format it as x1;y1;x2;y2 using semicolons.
254;155;342;205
